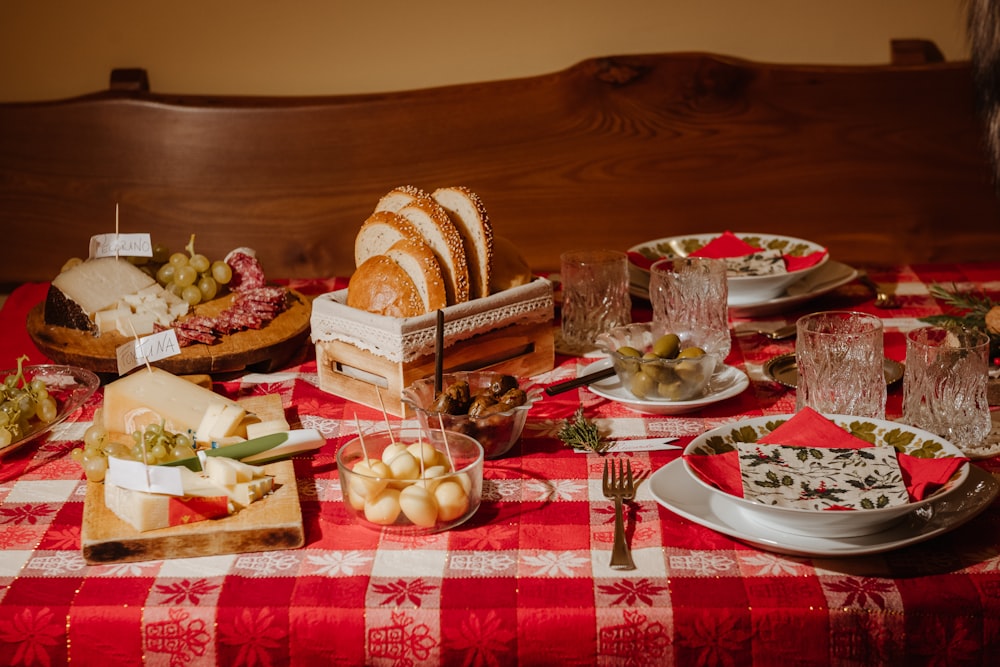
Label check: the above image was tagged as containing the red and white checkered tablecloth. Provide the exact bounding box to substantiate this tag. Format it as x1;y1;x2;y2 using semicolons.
0;264;999;666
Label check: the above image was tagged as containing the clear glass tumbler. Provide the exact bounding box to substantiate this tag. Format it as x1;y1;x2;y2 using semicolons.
795;311;886;418
649;257;731;362
559;249;631;350
902;325;991;455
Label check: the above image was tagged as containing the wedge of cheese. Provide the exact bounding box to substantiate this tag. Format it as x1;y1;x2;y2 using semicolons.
102;367;251;442
104;482;231;532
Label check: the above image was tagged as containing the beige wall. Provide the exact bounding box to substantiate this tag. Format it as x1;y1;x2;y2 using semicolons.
1;0;971;102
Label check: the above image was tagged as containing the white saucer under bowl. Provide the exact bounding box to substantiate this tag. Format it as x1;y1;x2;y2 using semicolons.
648;459;997;558
580;358;749;415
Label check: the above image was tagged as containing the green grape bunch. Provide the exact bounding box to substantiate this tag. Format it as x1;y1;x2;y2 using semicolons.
71;417;198;483
131;233;234;307
0;355;59;449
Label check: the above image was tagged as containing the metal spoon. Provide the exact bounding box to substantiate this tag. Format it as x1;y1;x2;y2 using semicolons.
753;323;797;340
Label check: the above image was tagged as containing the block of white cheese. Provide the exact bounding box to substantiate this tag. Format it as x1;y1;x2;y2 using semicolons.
44;257;188;333
104;481;231;532
102;367;250;442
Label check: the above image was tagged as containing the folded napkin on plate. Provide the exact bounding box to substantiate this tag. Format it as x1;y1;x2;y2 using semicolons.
688;231;828;273
684;407;967;509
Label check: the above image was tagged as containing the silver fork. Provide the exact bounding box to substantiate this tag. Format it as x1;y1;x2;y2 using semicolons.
603;458;637;570
857;272;900;309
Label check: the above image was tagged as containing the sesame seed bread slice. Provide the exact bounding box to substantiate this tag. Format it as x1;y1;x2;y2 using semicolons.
354;210;423;268
346;254;425;318
374;185;431;214
385;237;447;312
395;197;470;304
432;186;494;299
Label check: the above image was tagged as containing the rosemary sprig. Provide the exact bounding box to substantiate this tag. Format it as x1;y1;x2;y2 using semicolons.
557;405;612;454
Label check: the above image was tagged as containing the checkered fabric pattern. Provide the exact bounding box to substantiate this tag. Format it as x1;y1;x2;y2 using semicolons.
0;264;998;666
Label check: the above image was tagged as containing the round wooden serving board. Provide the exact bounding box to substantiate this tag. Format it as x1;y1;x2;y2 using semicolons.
27;289;312;377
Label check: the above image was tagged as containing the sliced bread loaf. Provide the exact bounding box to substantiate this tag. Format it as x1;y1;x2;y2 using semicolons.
374;185;430;214
346;254;425;318
432;186;494;299
385;237;447;312
354;210;423;268
396;197;470;304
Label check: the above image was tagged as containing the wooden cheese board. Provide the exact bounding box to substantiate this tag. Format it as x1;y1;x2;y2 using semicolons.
27;289;312;376
81;459;304;564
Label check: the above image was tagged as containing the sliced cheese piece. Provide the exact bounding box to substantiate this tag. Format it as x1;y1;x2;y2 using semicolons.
211;404;248;442
245;418;291;440
195;403;227;444
226;476;275;509
204;456;239;487
102;367;247;440
104;481;231;532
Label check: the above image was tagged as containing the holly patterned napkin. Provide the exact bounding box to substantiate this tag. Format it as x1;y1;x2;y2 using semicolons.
735;442;909;510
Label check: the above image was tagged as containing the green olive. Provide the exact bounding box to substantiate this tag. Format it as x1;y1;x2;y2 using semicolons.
675;359;709;384
617;345;642;358
629;372;656;399
677;346;706;359
652;334;681;359
657;380;685;400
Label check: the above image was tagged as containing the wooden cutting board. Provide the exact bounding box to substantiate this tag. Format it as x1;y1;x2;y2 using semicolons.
81;460;304;564
27;289;312;376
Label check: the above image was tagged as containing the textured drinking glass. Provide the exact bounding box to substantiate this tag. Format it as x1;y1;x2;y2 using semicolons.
650;257;731;361
795;311;886;418
560;250;631;349
903;325;991;454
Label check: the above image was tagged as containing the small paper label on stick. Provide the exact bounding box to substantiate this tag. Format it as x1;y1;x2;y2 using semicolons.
116;329;181;374
89;233;153;259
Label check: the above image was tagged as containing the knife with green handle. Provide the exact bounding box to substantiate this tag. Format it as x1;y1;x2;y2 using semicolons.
162;429;325;471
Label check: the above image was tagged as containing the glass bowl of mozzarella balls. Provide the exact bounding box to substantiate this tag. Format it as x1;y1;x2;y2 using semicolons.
402;371;538;459
597;322;719;401
337;429;483;534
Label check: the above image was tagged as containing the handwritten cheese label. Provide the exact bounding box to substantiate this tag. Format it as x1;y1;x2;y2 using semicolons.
116;329;181;375
89;233;153;259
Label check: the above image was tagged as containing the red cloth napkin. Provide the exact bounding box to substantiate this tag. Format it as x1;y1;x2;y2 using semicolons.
683;407;968;505
689;231;761;258
688;231;829;272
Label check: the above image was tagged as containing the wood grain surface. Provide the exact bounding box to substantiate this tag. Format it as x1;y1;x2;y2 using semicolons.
26;289;312;377
2;41;998;288
81;460;303;564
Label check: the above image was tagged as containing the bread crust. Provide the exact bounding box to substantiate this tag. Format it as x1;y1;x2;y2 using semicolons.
346;255;425;318
385;237;447;312
374;185;430;214
432;186;494;300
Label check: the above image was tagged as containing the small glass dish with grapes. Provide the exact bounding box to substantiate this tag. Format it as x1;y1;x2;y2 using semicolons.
596;323;719;401
0;359;100;458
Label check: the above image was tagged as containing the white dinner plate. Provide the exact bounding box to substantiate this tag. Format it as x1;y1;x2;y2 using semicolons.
648;459;998;557
631;260;858;317
581;359;749;415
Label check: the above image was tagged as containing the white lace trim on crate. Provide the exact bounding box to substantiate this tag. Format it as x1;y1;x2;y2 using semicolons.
310;280;554;363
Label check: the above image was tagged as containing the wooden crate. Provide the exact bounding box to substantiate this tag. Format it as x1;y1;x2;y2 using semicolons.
317;320;553;416
311;280;555;416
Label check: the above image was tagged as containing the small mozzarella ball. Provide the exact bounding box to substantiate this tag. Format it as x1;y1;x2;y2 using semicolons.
434;480;470;521
453;471;473;495
407;441;440;468
399;484;440;528
381;443;410;466
387;451;421;480
419;465;449;491
346;486;366;511
364;488;401;525
349;461;389;500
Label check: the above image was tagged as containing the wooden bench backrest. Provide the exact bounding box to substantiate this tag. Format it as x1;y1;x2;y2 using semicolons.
2;40;997;287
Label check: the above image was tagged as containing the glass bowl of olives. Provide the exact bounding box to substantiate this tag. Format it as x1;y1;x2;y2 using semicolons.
596;322;719;401
401;372;539;459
